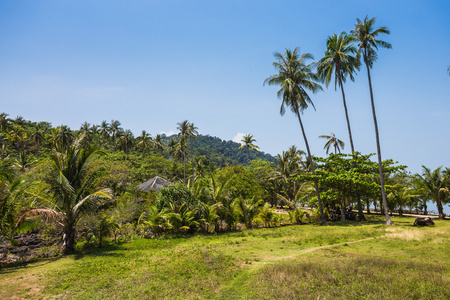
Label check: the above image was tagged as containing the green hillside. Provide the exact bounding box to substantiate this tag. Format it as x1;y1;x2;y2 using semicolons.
162;134;275;167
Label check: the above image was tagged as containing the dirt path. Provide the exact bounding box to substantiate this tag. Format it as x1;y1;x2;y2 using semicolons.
250;237;377;266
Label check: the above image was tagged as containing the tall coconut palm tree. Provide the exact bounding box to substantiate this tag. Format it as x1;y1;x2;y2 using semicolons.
119;129;133;156
137;130;151;158
17;135;112;253
264;48;326;223
239;134;260;163
352;16;392;225
109;120;122;151
167;138;180;159
0;113;11;133
317;32;359;153
99;120;110;146
153;134;165;155
8;124;26;155
177;120;197;185
30;124;45;156
317;32;367;220
56;125;72;152
319;132;345;154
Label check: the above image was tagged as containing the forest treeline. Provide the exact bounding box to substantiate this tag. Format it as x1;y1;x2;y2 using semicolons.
0;112;449;257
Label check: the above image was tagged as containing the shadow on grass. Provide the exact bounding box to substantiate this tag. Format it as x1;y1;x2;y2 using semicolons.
0;257;61;274
72;242;125;260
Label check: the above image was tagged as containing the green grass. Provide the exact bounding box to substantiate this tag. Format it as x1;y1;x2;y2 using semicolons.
1;215;449;299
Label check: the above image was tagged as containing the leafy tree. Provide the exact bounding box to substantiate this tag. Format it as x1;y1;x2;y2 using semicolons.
297;153;404;221
239;134;260;163
319;133;345;154
352;16;393;225
17;135;112;253
264;47;326;223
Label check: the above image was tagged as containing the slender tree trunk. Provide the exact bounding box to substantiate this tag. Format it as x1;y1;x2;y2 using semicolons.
183;147;186;185
339;75;355;154
423;200;428;215
338;73;365;221
295;110;326;224
340;196;346;222
366;200;371;214
192;158;195;184
62;221;76;254
437;194;444;219
364;60;393;225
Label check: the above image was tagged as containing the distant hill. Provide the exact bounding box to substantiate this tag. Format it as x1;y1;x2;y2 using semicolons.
161;134;275;167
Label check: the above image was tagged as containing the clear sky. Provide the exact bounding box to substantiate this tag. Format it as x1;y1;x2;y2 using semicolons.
1;0;449;175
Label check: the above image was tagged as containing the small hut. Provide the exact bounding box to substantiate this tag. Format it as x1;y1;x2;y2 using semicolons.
137;176;172;192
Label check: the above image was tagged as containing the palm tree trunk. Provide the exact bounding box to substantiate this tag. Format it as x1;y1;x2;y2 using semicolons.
437;193;444;219
338;74;355;154
62;221;76;254
295;110;326;224
365;60;393;225
338;73;365;221
423;200;428;215
183;148;186;185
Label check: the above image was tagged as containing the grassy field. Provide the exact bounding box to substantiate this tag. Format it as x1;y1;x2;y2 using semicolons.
1;215;449;299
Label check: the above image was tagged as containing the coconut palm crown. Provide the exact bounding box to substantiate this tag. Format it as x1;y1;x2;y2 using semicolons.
264;47;326;224
319;133;345;155
239;134;260;163
318;32;359;154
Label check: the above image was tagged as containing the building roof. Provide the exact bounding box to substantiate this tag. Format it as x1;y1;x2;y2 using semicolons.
137;176;172;192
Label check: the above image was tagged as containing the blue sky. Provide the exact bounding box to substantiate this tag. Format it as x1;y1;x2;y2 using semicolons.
1;0;449;175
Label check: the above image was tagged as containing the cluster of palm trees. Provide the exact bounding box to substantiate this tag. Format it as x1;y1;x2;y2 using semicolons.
0;114;198;165
265;16;394;224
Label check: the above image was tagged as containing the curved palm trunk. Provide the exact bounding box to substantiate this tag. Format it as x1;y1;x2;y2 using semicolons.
364;60;393;225
337;70;365;221
295;110;326;224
